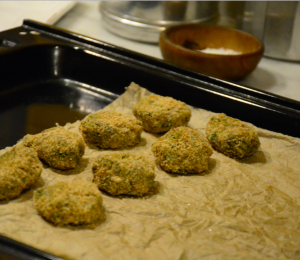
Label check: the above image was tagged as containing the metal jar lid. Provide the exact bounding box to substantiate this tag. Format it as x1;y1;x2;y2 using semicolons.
100;1;220;43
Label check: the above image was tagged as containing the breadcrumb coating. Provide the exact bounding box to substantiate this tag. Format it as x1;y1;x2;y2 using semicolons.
23;127;85;170
152;127;213;174
133;95;191;133
80;111;143;149
0;145;42;200
34;181;104;226
92;153;156;196
206;113;260;159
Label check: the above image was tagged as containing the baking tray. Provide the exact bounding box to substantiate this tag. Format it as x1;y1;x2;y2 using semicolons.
1;19;300;259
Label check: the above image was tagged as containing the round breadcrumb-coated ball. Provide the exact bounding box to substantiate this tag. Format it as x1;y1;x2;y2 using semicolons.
34;181;104;226
151;127;213;174
133;95;191;133
0;145;42;200
92;153;156;196
79;111;143;149
206;113;260;159
23;127;85;170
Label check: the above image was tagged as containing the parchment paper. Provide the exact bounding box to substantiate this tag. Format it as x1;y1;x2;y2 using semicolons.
0;83;299;260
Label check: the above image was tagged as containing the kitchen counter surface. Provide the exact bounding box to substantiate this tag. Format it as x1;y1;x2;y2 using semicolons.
53;1;300;102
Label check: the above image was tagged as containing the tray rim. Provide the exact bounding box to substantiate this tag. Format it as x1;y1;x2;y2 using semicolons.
0;234;65;260
20;20;300;110
1;19;300;110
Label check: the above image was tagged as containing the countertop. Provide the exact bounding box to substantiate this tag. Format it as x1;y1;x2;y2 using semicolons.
29;1;300;102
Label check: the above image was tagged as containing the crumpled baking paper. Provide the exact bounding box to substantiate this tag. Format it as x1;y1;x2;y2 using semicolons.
0;82;299;260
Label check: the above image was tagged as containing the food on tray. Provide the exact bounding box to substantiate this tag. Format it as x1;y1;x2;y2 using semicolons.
34;181;104;226
23;127;85;170
152;126;213;174
206;113;260;159
0;145;42;200
1;82;300;259
92;153;156;196
133;95;191;133
80;111;143;149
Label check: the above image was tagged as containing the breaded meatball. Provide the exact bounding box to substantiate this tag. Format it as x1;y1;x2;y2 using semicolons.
92;153;156;196
0;145;42;200
206;113;260;159
133;95;191;133
79;111;143;149
34;181;104;226
151;127;213;174
23;127;85;170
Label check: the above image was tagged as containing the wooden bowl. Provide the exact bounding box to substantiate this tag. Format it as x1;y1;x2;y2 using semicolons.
159;24;264;80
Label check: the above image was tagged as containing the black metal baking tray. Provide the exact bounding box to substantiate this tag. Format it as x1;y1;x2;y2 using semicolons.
1;19;300;259
0;234;65;260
